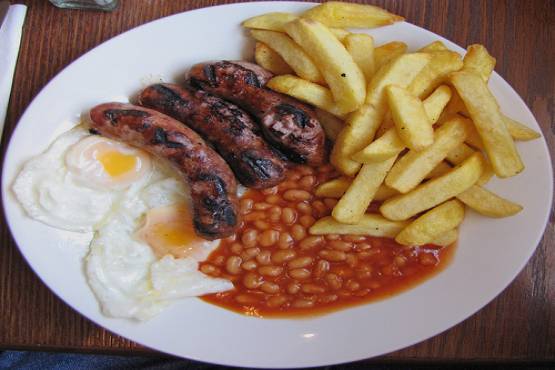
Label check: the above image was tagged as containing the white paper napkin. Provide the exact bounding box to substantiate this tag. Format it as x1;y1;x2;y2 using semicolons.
0;4;27;136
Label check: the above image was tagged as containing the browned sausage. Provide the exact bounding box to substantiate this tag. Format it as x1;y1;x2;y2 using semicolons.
187;61;326;166
89;102;239;240
138;83;286;189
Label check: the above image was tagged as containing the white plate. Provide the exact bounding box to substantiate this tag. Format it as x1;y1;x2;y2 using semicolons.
2;2;552;368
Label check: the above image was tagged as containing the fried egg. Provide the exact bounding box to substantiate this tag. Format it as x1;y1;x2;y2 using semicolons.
86;178;233;320
12;126;153;232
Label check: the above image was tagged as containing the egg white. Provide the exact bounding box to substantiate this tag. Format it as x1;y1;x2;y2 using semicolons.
85;178;233;321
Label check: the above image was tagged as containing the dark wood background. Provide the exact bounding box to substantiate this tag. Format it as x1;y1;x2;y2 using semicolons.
1;0;554;365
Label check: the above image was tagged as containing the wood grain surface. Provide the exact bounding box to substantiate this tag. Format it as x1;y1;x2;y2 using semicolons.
1;0;554;365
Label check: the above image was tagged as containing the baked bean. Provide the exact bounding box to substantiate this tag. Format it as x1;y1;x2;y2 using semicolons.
213;256;225;266
288;256;313;269
267;295;288;308
266;194;281;204
279;181;296;190
296;202;312;215
256;249;272;265
329;240;353;251
287;282;301;294
297;165;314;175
243;272;263;289
259;266;283;277
241;260;258;271
368;281;381;289
290;225;306;241
342;235;367;242
346;280;361;291
230;242;243;255
200;264;219;275
254;220;270;230
269;206;282;223
292;299;314;308
260;281;280;294
314;260;330;279
259;230;279;247
299;175;316;188
299;236;324;250
312;200;327;215
346;254;358;268
287;172;301;181
241;247;260;261
420;253;437;266
325;273;342;290
271;249;296;264
277;232;294;248
253;202;271;210
239;198;253;215
261;186;278;195
299;215;316;228
283;189;312;202
394;256;407;267
319;294;338;303
354;288;370;297
226;256;242;275
355;243;372;251
325;234;341;241
381;264;395;276
235;294;258;304
323;198;338;209
356;265;373;279
289;268;311;280
224;234;236;243
241;229;258;248
319;250;347;262
358;249;380;259
244;211;266;222
302;283;326;294
281;207;297;224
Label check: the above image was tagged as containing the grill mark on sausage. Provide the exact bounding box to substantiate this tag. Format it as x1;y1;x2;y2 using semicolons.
104;109;149;126
275;103;311;129
151;84;192;110
203;64;218;87
240;150;275;180
151;127;184;148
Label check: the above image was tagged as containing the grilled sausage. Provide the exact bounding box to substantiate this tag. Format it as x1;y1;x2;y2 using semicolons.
187;61;326;166
138;83;286;189
89;102;239;240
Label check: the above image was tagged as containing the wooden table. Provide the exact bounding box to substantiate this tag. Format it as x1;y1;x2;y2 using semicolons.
1;0;554;365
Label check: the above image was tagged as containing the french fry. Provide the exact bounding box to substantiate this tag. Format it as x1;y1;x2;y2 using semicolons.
374;185;400;201
344;33;375;82
315;109;344;141
254;42;293;75
302;1;404;28
380;152;484;220
315;177;351;198
430;228;459;247
425;161;452;179
331;104;381;175
408;50;463;98
315;177;397;201
351;128;405;163
330;28;350;42
285;18;366;113
386;85;434;151
395;200;465;246
332;155;398;224
445;143;493;185
423;85;452;124
504;116;541;141
267;75;349;117
374;41;407;70
462;44;496;82
456;185;523;217
243;12;298;32
250;29;324;84
386;117;468;193
418;40;448;52
450;71;524;177
310;215;409;238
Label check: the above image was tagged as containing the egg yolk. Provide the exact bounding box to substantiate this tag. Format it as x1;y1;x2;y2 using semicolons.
97;150;138;178
135;204;202;259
